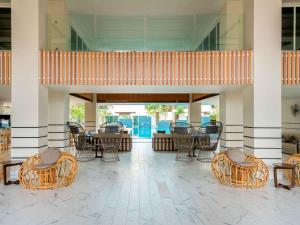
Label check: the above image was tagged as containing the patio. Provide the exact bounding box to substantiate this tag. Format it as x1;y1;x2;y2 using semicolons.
1;142;299;225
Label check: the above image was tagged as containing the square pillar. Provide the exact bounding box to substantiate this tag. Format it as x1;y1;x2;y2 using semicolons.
189;102;202;127
48;90;70;149
85;94;97;132
220;90;243;150
243;0;282;162
11;0;48;159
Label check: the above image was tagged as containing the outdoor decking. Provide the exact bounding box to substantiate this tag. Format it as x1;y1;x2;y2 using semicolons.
0;143;299;225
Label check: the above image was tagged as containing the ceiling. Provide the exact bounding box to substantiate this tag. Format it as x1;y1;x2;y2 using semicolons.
71;93;219;103
64;0;225;15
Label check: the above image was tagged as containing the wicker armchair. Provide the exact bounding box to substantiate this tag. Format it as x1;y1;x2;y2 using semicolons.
75;133;95;161
99;121;124;133
98;133;122;161
19;148;77;190
284;154;300;185
0;128;10;154
172;133;194;161
196;121;223;162
211;148;269;188
0;129;10;180
67;122;94;161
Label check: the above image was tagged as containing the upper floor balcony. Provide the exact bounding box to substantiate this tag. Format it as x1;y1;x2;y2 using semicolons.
0;50;300;86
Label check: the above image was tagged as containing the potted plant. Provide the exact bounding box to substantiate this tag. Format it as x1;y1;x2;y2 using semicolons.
210;113;217;125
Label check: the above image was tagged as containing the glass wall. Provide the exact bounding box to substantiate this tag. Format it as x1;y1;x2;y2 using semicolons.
282;7;300;50
70;26;89;51
197;23;220;51
297;8;300;50
0;8;11;50
48;13;243;51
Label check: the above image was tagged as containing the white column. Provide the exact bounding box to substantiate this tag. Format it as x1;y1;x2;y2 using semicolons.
11;0;48;159
220;90;243;150
190;102;202;127
48;90;70;149
85;94;97;132
243;0;282;162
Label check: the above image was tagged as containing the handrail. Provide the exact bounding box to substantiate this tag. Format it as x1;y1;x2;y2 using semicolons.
39;50;253;86
282;51;300;85
0;51;11;85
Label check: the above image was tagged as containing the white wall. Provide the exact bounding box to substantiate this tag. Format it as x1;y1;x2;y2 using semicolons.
11;0;49;158
190;102;202;126
48;90;70;149
243;0;282;162
220;90;243;149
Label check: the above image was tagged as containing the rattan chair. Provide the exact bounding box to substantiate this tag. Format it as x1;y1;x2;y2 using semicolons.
99;121;124;133
170;122;194;134
0;129;10;180
98;133;122;161
0;128;10;154
284;154;300;185
75;133;95;161
172;133;195;161
196;121;223;162
67;122;94;161
19;148;77;190
211;148;269;188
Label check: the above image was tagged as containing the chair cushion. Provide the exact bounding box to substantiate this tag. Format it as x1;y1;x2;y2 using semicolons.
105;126;119;133
226;148;246;163
174;127;188;134
205;125;218;134
40;148;61;165
35;163;56;169
236;161;255;167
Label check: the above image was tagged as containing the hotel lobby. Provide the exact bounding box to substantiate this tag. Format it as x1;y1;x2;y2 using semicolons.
1;0;300;224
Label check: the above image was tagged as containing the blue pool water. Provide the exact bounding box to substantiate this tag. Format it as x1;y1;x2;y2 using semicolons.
105;116;191;138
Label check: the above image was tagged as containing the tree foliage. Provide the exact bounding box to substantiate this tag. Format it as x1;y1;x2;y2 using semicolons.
70;103;85;123
175;106;185;119
97;105;111;124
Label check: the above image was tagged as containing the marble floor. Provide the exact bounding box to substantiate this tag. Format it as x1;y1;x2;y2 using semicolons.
1;143;300;225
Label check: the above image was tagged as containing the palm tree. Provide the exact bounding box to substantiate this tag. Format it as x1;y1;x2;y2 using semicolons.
175;106;185;120
145;104;160;124
160;105;172;120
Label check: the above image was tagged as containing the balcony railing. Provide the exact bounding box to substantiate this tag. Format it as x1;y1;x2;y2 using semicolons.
282;51;300;85
39;50;253;86
0;51;11;85
2;50;299;86
0;50;255;86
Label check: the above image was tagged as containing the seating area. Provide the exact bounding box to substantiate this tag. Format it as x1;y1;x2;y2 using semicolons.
152;121;223;162
1;120;300;224
67;121;132;162
1;142;300;225
2;120;300;193
1;0;300;223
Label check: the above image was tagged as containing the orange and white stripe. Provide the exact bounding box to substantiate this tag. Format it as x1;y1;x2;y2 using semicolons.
0;50;256;86
282;51;300;85
0;51;11;85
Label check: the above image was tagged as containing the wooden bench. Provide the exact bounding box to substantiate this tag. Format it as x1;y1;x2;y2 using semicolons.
152;133;175;151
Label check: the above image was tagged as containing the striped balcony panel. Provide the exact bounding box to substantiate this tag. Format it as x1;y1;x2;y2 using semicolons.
0;51;11;85
40;50;253;86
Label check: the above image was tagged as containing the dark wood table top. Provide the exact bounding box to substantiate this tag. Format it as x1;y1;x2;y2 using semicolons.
273;163;296;169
